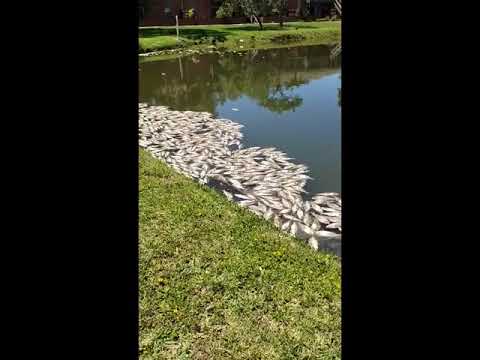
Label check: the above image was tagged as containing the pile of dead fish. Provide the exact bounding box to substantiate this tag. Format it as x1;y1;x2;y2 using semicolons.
139;103;341;256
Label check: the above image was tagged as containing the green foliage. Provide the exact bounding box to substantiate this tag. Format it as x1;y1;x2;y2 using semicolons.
215;0;290;28
261;93;303;113
216;0;287;18
270;33;307;43
186;8;195;19
271;0;289;16
215;0;236;18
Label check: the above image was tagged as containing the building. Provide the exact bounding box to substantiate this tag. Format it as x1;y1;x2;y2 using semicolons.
309;0;336;18
139;0;335;26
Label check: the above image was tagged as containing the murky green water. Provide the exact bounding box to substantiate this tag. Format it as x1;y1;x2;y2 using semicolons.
139;44;341;194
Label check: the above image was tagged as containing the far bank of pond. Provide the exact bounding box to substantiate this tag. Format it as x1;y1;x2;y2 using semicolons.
139;21;341;60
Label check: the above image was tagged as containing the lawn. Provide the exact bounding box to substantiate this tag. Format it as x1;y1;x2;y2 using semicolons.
139;149;341;359
139;21;341;55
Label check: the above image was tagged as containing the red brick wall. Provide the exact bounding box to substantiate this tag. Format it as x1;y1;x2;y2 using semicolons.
141;1;177;26
199;0;211;21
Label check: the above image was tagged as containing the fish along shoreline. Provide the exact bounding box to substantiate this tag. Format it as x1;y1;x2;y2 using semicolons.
139;103;342;256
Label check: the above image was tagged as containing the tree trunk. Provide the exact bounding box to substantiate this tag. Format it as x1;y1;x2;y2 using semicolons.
253;15;263;30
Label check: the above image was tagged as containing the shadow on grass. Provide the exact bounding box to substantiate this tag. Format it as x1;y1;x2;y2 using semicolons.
225;23;319;32
139;23;320;39
139;28;229;41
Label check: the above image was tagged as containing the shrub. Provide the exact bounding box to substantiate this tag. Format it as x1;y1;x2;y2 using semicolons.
270;33;306;43
186;8;195;19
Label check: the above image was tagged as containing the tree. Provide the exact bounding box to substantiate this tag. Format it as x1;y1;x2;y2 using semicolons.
271;0;289;27
216;0;278;30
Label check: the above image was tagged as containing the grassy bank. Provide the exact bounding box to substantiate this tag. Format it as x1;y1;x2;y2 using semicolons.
139;149;341;359
139;21;340;60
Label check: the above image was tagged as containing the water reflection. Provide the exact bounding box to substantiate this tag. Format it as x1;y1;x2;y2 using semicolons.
329;43;342;108
139;45;341;116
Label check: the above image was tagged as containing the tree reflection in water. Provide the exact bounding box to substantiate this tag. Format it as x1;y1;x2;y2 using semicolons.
139;45;341;115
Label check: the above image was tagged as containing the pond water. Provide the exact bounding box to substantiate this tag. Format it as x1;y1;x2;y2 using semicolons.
139;44;341;195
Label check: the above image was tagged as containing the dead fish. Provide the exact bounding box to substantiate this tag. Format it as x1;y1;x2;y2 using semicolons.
238;199;255;207
300;222;314;235
322;206;340;212
316;230;341;238
281;198;291;209
296;208;304;219
292;203;299;213
281;221;291;231
313;197;329;205
311;220;321;231
308;237;319;251
140;105;343;246
326;222;342;230
290;222;298;236
312;214;331;225
230;179;244;190
256;203;267;212
282;214;301;222
264;208;273;221
234;193;253;200
311;204;324;213
303;213;312;227
223;190;233;201
304;201;311;212
273;215;282;228
319;192;340;197
267;201;284;210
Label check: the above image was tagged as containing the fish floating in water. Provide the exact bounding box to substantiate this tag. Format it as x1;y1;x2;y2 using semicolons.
139;103;342;256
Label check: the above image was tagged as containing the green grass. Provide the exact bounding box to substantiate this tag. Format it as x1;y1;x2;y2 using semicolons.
140;35;185;51
139;21;341;58
139;149;341;359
